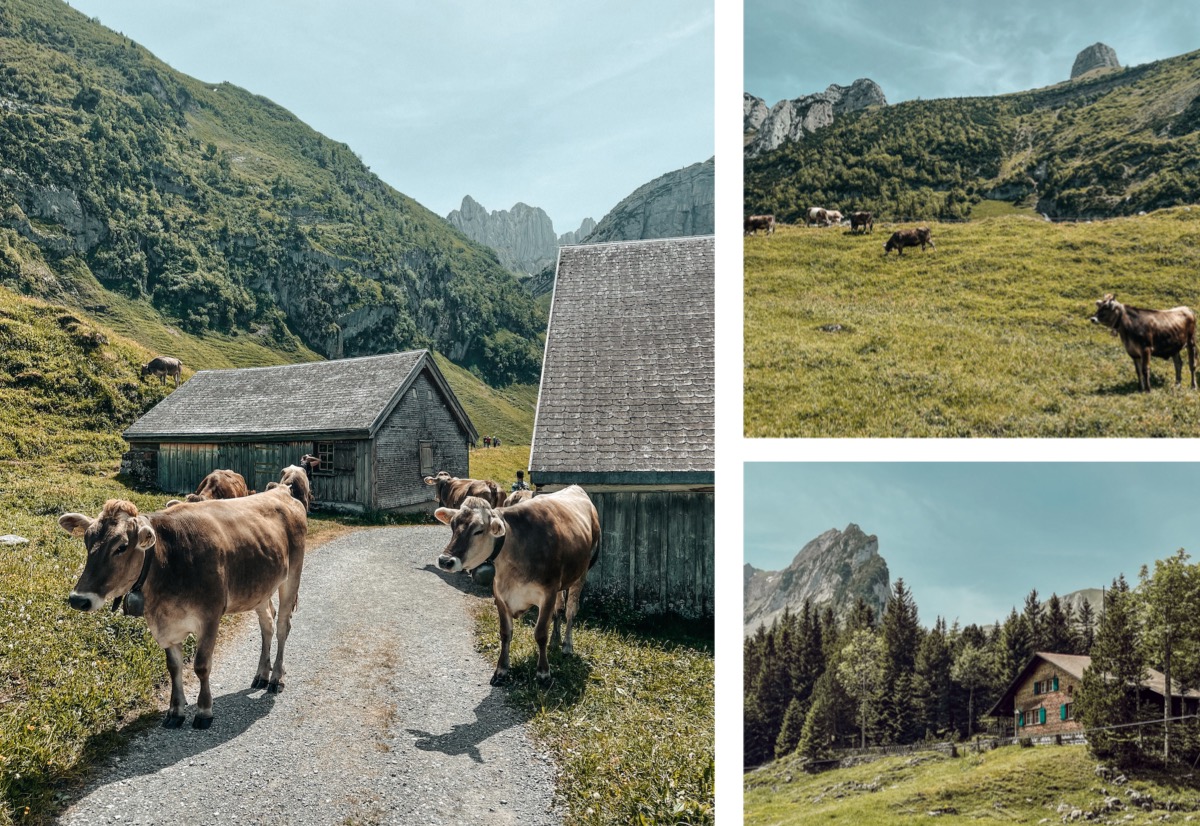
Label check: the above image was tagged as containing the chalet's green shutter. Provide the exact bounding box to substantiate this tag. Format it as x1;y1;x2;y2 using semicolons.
1052;676;1059;691
1040;707;1046;724
1060;704;1067;721
1018;711;1024;727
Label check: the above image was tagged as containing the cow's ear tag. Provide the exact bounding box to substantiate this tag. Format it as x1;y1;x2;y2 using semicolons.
59;513;94;537
488;517;506;537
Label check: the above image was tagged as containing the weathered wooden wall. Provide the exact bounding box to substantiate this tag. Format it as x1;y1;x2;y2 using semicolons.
152;440;370;509
586;490;714;618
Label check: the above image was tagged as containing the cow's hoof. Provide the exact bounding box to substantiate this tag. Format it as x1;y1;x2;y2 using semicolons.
192;715;213;730
267;680;284;694
490;671;510;686
537;672;553;688
251;676;268;689
562;643;574;656
162;714;185;729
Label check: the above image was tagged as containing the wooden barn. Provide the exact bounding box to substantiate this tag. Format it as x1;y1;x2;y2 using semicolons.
121;350;476;513
529;236;714;618
985;652;1200;737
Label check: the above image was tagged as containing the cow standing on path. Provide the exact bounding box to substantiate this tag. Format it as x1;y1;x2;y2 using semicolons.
60;486;308;729
1090;293;1197;393
424;470;504;508
141;356;183;387
434;486;600;686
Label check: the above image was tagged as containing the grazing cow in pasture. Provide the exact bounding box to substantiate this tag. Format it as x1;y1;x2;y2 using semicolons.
806;207;829;227
60;488;307;728
743;215;776;236
185;469;251;502
434;486;600;686
850;211;874;233
825;210;844;226
884;226;935;255
141;356;183;387
503;489;533;507
423;470;504;508
1090;293;1197;393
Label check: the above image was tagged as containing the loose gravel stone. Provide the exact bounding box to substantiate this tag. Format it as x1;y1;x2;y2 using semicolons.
59;527;560;825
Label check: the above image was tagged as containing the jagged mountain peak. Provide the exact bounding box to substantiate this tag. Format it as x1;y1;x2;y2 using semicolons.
744;79;886;157
744;523;891;635
1071;42;1120;79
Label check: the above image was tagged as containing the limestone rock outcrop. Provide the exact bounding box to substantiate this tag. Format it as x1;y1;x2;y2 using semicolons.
744;78;886;157
1071;43;1120;79
581;157;714;244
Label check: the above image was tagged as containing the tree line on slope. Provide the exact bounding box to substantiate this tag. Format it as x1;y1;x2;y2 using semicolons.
745;551;1200;769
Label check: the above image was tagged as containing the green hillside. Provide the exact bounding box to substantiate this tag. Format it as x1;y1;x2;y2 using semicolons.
0;0;544;384
745;745;1200;825
433;352;537;444
745;210;1200;437
745;50;1200;222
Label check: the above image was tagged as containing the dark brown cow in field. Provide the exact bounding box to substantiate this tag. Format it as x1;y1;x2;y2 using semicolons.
850;211;874;234
744;215;776;236
185;469;251;503
435;485;600;686
60;487;308;728
503;489;533;507
423;470;504;508
1090;293;1197;393
884;226;935;255
141;356;183;387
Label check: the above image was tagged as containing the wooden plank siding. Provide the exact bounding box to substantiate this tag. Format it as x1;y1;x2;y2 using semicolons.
587;490;714;618
152;440;371;510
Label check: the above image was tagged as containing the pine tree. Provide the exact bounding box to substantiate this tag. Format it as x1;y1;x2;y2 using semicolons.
798;670;839;763
1079;576;1145;766
878;579;923;743
1077;599;1096;654
775;696;808;759
1023;589;1044;653
1043;593;1076;653
913;617;953;739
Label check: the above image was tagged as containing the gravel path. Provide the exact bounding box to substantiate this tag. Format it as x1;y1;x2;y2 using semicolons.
58;527;560;826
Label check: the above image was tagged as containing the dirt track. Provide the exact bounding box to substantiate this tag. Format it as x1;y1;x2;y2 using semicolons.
57;527;559;826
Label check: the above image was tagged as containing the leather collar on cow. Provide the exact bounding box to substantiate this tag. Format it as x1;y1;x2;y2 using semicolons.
111;546;155;616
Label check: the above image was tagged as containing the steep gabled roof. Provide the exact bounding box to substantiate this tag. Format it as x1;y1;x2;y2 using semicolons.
530;236;714;484
985;651;1200;718
124;350;475;442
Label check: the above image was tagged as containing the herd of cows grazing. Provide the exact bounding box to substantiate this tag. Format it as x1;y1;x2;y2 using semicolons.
58;462;600;727
746;209;1200;394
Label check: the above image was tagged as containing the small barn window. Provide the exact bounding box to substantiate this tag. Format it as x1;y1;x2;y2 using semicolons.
419;440;434;476
427;389;433;400
314;442;335;476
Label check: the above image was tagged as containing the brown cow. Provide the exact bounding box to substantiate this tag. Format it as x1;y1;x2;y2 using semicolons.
434;485;600;685
825;209;844;226
884;226;935;255
744;215;776;236
423;470;504;508
850;211;874;233
185;469;250;503
1090;294;1197;393
141;356;183;387
265;464;315;512
806;207;828;227
60;487;307;728
503;489;533;507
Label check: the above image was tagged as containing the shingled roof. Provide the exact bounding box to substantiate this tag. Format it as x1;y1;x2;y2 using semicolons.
124;350;475;442
530;236;714;484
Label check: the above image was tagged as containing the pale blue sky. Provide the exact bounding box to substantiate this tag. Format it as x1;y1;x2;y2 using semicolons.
745;464;1200;628
746;0;1199;106
69;1;714;233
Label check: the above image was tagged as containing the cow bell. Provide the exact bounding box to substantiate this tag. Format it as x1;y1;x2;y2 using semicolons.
471;562;496;588
122;590;145;617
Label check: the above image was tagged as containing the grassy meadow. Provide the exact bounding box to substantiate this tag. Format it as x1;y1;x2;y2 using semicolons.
474;605;714;826
745;208;1200;437
745;745;1200;825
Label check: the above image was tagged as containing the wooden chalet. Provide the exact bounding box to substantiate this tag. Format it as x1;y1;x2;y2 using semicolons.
986;651;1200;737
122;350;476;513
530;236;714;618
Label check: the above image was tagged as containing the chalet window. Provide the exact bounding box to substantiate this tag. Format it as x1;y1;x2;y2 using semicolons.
419;440;434;476
1052;676;1059;692
1022;706;1042;726
314;442;335;476
1061;703;1073;721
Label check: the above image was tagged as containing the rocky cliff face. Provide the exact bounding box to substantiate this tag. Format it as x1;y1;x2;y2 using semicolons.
1071;43;1120;79
446;196;562;275
744;79;886;157
581;157;714;244
744;523;892;635
558;217;596;247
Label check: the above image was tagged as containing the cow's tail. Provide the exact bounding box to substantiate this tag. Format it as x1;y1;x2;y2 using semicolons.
588;534;601;570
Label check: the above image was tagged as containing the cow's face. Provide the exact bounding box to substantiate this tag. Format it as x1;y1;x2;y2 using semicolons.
59;500;156;611
1091;294;1120;327
433;496;504;572
424;471;453;487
